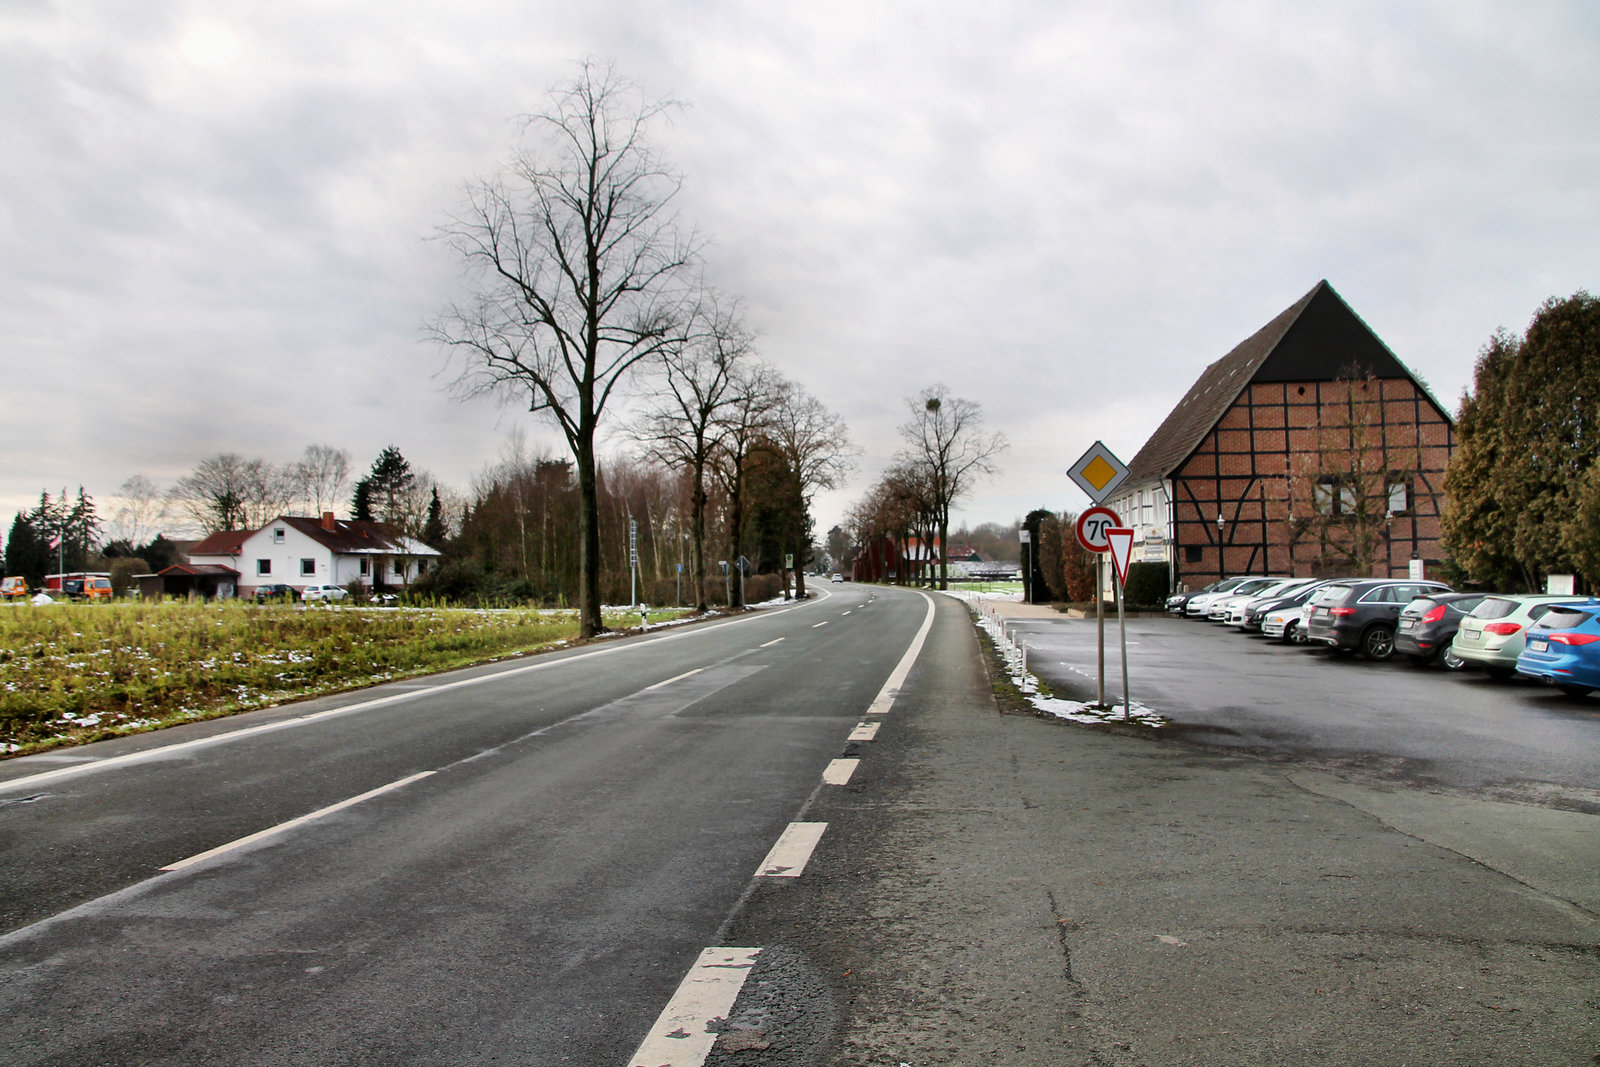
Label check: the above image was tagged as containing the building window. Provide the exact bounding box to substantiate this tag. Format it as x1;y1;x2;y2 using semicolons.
256;559;271;576
393;559;406;577
1185;545;1203;563
300;558;316;577
359;558;370;577
272;528;286;544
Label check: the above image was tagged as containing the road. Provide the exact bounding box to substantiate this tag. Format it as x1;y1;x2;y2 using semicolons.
0;584;939;1066
999;610;1600;810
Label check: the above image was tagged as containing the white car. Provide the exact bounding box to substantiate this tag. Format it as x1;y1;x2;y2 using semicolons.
1261;605;1310;643
301;583;348;602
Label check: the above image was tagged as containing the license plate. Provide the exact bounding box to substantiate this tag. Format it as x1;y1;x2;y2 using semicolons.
1400;619;1415;630
1527;638;1548;653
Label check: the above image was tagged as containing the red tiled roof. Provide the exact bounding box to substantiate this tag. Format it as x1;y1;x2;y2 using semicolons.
186;530;252;556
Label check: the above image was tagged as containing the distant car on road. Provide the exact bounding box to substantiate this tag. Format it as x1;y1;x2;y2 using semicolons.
831;573;843;583
301;583;348;602
1516;599;1600;697
253;584;298;603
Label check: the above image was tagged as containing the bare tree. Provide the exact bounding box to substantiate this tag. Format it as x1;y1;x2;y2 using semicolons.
896;385;1008;590
634;295;753;612
433;60;698;637
293;445;351;515
765;381;857;599
108;474;169;547
711;361;785;608
168;454;295;534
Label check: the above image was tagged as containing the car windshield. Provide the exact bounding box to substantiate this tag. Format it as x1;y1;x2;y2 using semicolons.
1536;606;1595;630
1469;597;1520;620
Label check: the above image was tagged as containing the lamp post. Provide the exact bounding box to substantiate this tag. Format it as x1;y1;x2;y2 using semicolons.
1217;512;1226;576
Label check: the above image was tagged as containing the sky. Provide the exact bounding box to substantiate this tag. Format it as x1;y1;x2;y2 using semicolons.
3;0;1597;544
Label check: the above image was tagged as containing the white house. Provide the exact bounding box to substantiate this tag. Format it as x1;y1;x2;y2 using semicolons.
188;514;441;597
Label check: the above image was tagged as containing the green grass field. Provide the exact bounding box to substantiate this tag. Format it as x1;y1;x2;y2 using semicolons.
0;601;688;755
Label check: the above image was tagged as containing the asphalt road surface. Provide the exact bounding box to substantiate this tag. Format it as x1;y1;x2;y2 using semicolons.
1002;610;1600;810
0;585;940;1066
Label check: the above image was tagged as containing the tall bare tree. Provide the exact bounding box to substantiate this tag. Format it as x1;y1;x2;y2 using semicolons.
293;445;351;516
433;60;698;636
108;474;169;547
634;295;753;612
712;361;784;608
896;385;1008;589
168;454;295;534
765;381;857;599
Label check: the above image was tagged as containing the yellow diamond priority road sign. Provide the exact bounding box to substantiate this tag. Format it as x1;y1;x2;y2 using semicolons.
1068;440;1130;504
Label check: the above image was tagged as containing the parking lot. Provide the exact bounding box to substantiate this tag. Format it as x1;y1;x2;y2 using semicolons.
1001;611;1600;812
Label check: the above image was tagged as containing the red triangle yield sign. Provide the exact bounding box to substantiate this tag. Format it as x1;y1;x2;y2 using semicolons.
1106;528;1134;587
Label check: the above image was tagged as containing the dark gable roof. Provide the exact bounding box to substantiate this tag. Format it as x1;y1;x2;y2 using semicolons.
187;529;252;556
273;515;420;554
1125;280;1448;483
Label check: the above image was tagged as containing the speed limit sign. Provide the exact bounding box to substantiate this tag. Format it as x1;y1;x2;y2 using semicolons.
1075;506;1122;553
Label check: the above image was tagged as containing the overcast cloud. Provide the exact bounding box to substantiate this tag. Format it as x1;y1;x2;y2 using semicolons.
3;0;1596;540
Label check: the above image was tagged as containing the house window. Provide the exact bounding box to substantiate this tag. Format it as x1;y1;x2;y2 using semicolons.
359;558;370;577
393;559;406;577
1185;545;1203;563
300;558;316;577
1387;480;1411;515
272;528;286;544
256;559;272;576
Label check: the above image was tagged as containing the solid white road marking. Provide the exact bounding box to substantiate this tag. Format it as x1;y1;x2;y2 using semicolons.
759;638;785;647
645;668;704;691
757;822;827;877
628;947;761;1067
161;771;435;872
866;591;936;715
848;721;880;742
822;758;859;785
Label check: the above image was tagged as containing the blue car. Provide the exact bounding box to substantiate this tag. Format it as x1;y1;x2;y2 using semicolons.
1516;598;1600;697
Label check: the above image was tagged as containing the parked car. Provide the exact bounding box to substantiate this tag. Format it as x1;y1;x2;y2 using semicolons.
1516;599;1600;697
1395;593;1486;668
1222;578;1317;626
1261;603;1311;643
1451;594;1587;679
1166;578;1233;615
1242;578;1345;633
1205;576;1294;621
1182;576;1264;618
301;583;348;602
253;583;298;603
1303;579;1454;660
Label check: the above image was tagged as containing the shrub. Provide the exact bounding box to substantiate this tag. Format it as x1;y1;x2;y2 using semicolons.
1124;562;1170;607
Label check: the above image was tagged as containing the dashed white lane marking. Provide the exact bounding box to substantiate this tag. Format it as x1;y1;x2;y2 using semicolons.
627;947;762;1067
866;591;936;715
756;822;827;877
822;758;859;785
161;771;435;872
645;668;704;691
812;621;829;628
759;638;785;647
848;721;881;742
842;610;852;615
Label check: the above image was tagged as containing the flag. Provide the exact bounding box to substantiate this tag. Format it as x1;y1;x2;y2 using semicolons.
48;533;62;550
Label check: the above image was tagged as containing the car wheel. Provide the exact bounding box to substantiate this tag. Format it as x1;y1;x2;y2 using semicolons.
1484;666;1513;681
1283;621;1302;644
1442;649;1465;671
1361;625;1395;661
1556;683;1592;698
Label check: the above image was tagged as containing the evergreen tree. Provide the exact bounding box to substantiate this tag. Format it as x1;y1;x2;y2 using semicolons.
422;486;447;547
351;478;375;523
5;512;44;586
363;446;415;526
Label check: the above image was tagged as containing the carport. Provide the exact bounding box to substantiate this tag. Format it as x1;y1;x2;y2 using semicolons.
138;563;240;601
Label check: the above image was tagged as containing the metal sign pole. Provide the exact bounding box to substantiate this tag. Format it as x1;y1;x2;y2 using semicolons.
1096;554;1106;709
1117;575;1130;721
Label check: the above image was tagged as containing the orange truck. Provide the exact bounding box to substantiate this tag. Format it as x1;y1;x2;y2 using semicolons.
1;576;27;600
44;572;114;601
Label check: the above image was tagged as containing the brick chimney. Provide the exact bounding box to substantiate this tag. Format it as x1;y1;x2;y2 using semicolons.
322;511;337;532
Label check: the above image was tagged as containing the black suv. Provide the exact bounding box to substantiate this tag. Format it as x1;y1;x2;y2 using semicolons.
253;583;298;603
1303;578;1453;660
